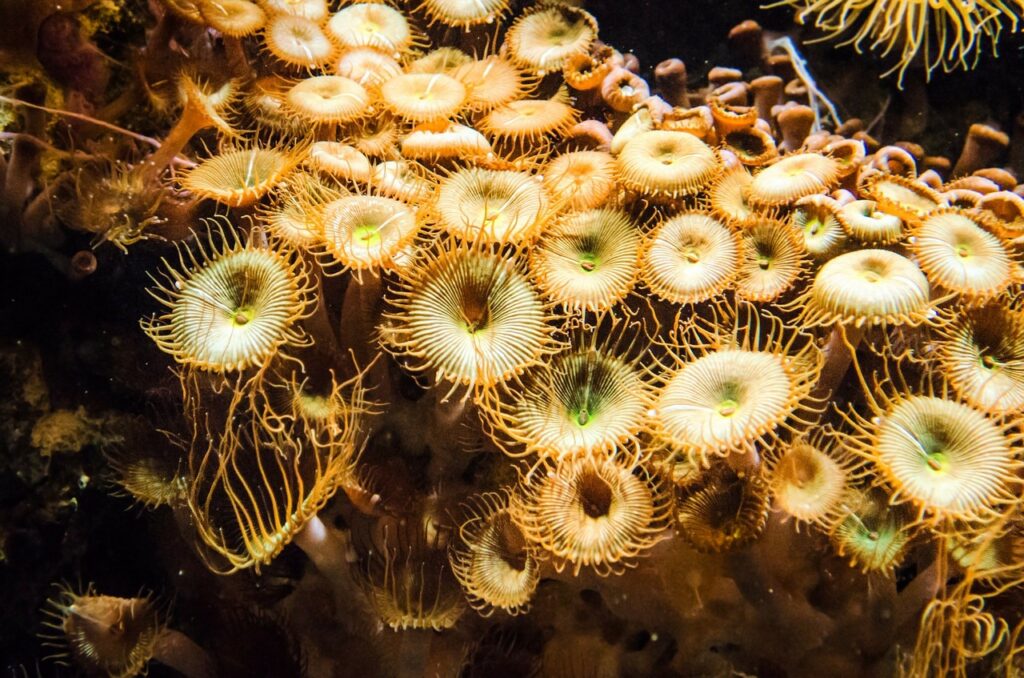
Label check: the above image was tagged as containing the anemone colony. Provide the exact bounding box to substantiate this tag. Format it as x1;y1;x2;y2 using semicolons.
3;0;1024;676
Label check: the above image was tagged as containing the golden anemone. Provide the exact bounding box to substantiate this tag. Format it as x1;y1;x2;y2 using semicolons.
837;199;904;245
745;152;841;206
181;145;305;207
40;584;163;678
503;5;598;74
531;208;641;313
937;303;1024;415
841;380;1022;526
617;130;720;200
511;450;673;575
641;211;740;305
449;492;540;616
676;471;771;552
792;194;848;260
911;208;1014;303
830;488;912;573
650;303;822;466
543;150;617;211
381;243;557;396
481;320;652;459
734;218;807;302
318;195;420;275
141;222;314;374
435;167;549;245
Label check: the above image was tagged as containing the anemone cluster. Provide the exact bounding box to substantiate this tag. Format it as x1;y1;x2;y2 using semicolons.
3;0;1024;676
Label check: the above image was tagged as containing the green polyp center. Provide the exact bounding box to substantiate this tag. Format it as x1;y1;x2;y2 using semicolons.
805;219;822;237
913;424;952;473
955;243;972;258
354;224;382;245
231;307;255;326
462;298;489;334
682;247;701;264
574;406;592;427
716;398;739;417
757;254;772;270
579;252;599;272
981;354;1003;370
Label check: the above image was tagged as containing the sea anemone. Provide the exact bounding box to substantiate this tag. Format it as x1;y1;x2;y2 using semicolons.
734;218;807;302
434;167;550;245
285;75;370;124
379;72;467;122
910;208;1014;304
417;0;512;28
510;450;673;575
380;242;557;397
792;194;848;260
745;152;841;206
450;56;530;112
264;13;335;68
641;211;740;305
317;195;420;275
326;2;416;57
797;248;933;329
830;489;912;573
836;199;904;245
40;584;213;678
356;515;467;630
937;303;1024;415
649;302;823;467
181;144;305;207
481;319;652;459
617;130;720;200
543;150;617;211
765;434;859;529
449;492;541;616
861;174;945;224
676;470;771;552
841;377;1022;526
530;208;641;313
503;5;598;74
141;221;314;374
